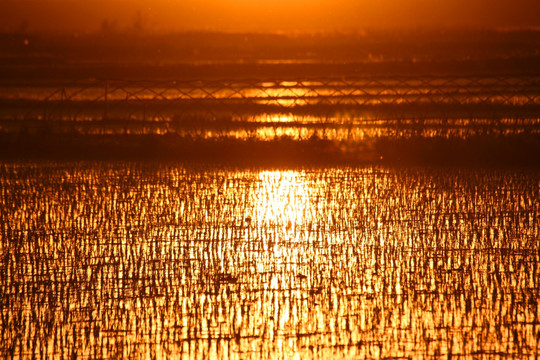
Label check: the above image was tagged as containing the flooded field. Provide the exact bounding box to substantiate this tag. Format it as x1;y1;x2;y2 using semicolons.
2;30;540;164
1;163;539;359
2;76;540;141
1;75;539;165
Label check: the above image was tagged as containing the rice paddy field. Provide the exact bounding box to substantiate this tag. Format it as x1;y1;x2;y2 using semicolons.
1;163;539;359
1;29;540;359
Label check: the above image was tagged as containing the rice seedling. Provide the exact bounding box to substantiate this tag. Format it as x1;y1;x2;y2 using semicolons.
0;163;538;359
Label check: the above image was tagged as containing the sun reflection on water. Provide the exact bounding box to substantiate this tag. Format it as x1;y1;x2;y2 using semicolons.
252;170;312;229
249;170;316;274
1;164;539;359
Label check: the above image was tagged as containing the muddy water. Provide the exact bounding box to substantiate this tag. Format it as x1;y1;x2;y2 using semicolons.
1;163;539;359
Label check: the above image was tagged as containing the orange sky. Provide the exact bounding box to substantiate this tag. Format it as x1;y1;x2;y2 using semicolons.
2;0;540;33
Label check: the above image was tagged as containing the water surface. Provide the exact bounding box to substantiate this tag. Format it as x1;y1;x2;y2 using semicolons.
1;163;539;358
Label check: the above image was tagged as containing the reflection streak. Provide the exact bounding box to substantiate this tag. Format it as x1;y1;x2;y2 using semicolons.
0;165;539;359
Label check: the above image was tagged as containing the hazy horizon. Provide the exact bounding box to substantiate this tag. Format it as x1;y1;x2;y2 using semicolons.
2;0;540;34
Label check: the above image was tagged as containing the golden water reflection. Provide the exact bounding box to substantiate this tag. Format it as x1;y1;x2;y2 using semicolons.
0;164;539;359
252;170;313;228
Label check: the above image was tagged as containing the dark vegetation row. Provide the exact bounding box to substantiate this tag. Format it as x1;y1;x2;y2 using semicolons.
4;101;540;120
2;132;539;166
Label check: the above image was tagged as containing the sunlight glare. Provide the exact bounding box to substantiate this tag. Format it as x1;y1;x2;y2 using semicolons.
252;170;313;231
